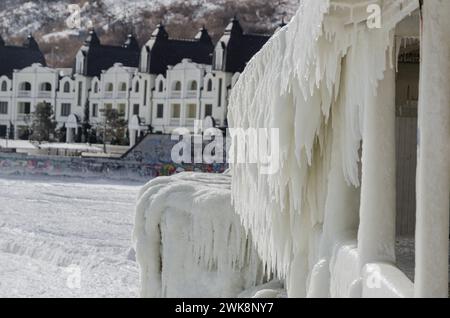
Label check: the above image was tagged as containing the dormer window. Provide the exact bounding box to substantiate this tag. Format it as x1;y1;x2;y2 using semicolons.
19;82;31;91
106;83;114;92
173;81;182;91
189;81;198;91
63;82;70;93
207;79;213;92
1;81;7;92
158;81;164;92
40;82;52;91
119;82;127;92
135;81;140;92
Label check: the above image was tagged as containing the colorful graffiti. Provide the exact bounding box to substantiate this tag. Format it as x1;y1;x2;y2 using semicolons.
0;153;226;182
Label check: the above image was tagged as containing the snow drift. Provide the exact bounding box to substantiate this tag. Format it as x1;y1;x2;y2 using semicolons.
133;172;268;298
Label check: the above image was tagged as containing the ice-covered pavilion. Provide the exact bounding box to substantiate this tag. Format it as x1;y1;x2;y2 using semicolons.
134;0;449;298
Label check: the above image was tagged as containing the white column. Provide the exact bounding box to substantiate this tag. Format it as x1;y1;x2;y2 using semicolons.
66;128;73;143
129;129;137;147
414;0;450;298
358;52;397;266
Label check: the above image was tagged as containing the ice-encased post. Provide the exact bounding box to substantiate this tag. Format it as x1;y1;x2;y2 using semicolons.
358;40;397;267
414;0;450;298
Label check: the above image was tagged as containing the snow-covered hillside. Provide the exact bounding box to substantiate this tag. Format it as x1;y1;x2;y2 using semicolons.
0;0;299;67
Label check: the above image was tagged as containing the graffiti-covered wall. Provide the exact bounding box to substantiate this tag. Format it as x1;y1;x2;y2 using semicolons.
122;134;229;165
0;153;226;182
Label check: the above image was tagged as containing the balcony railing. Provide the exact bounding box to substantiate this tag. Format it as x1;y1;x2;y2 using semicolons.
185;118;196;127
103;92;113;99
186;91;198;99
170;119;181;126
16;114;31;122
17;91;31;98
38;91;52;99
117;92;127;99
171;91;182;99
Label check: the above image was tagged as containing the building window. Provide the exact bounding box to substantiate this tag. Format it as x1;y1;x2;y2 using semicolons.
0;102;8;114
61;103;71;117
118;104;126;116
218;78;223;107
133;104;140;116
63;82;70;93
94;82;99;93
0;125;6;137
92;104;98;117
18;102;31;114
158;81;164;92
1;81;7;92
40;82;52;91
157;104;164;118
119;82;127;92
135;81;140;92
173;81;182;91
207;79;213;92
19;82;31;91
77;82;83;106
104;104;113;112
204;104;213;117
189;81;197;91
187;104;197;119
171;104;180;118
106;83;113;92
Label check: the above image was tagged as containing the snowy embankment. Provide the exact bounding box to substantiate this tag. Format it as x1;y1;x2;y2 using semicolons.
0;176;141;297
133;172;284;298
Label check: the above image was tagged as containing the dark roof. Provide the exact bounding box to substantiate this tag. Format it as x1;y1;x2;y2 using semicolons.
220;18;271;73
0;34;46;78
144;24;214;75
81;30;140;77
224;33;270;73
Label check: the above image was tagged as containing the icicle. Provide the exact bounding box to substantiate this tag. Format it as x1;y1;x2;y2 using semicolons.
228;0;419;296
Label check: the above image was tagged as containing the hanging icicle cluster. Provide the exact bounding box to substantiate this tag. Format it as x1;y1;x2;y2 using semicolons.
228;0;418;296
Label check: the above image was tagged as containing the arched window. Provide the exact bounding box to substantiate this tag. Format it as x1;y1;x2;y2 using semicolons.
19;82;31;91
94;82;99;93
106;83;114;92
63;82;70;93
207;79;213;92
1;81;7;92
135;81;140;92
158;81;164;92
173;81;182;91
40;82;52;91
189;81;198;91
119;82;127;92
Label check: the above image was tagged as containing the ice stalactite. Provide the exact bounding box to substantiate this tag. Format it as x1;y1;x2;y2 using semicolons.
228;0;419;297
133;173;266;298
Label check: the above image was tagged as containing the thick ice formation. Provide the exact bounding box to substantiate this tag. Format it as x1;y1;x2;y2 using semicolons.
228;0;419;297
133;172;267;298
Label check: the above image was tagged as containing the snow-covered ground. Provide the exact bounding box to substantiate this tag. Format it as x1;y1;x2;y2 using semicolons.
0;176;143;298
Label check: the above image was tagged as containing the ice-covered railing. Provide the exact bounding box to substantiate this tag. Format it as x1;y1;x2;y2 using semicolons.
133;173;267;298
228;0;422;297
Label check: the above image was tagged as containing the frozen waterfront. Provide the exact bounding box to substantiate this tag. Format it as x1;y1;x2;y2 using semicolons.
0;176;143;298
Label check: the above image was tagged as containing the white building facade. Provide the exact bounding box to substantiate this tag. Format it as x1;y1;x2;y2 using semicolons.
0;19;277;146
